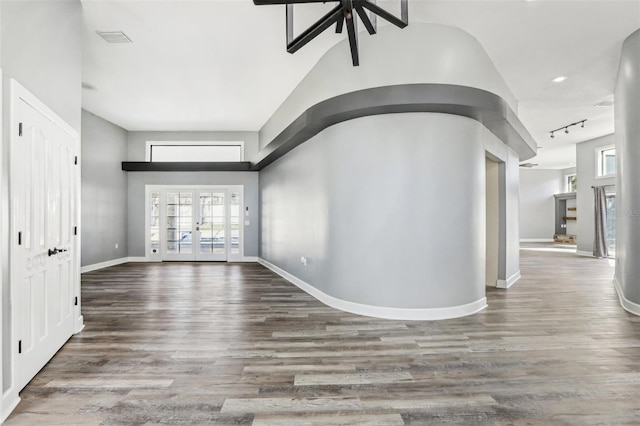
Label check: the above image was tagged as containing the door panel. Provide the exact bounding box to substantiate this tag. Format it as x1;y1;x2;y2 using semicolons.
13;97;77;392
196;191;227;261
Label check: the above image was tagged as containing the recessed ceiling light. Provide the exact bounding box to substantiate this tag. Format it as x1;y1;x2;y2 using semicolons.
97;31;132;43
552;76;568;83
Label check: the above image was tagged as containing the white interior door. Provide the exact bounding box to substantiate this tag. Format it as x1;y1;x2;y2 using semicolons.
12;88;77;392
157;186;242;262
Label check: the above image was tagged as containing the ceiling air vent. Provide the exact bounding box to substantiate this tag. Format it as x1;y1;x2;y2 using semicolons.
97;31;132;43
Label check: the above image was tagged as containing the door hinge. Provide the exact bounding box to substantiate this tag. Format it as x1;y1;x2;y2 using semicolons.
18;340;22;354
74;156;78;165
18;123;23;137
18;231;22;245
74;226;78;236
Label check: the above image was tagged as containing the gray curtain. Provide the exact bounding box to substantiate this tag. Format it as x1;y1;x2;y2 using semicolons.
593;186;609;258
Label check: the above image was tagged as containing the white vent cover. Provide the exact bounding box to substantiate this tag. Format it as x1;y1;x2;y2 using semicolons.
97;31;132;43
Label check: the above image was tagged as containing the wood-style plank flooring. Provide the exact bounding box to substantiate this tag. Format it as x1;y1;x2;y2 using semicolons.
7;244;640;425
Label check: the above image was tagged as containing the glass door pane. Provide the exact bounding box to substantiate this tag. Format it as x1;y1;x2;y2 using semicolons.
150;192;160;255
197;191;227;260
166;191;193;255
230;191;240;255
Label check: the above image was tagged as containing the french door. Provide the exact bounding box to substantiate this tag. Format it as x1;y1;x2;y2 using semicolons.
11;81;79;392
149;186;243;262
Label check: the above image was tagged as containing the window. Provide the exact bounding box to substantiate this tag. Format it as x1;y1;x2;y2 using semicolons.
146;141;243;162
596;146;616;178
565;174;577;192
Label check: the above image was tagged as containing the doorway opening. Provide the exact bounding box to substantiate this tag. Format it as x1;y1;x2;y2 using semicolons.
146;186;244;262
485;158;500;287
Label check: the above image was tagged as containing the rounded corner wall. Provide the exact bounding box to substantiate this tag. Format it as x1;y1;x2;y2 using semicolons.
258;22;528;320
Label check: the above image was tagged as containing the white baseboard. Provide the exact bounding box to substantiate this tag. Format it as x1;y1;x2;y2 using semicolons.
127;256;149;262
520;239;554;243
497;270;521;289
81;257;130;273
240;256;258;262
576;250;594;257
613;277;640;317
258;258;487;321
1;392;20;423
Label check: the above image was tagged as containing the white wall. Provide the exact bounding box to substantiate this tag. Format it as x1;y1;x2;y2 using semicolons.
519;169;563;241
576;134;616;254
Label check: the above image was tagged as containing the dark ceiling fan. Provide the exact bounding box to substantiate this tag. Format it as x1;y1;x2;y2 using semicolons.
254;0;408;66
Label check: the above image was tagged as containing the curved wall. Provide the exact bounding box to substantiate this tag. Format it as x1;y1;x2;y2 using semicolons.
261;113;491;317
615;29;640;315
258;23;528;319
260;23;519;149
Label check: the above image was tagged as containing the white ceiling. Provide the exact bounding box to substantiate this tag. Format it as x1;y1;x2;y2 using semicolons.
81;0;640;169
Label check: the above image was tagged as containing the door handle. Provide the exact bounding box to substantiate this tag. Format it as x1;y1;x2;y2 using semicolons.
48;247;67;256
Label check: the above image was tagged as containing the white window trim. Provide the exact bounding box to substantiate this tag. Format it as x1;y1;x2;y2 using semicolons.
145;141;244;162
564;173;577;192
595;144;616;179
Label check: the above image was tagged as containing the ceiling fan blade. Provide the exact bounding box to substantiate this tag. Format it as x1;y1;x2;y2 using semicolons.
355;5;376;35
345;11;359;66
254;0;335;5
360;0;407;28
336;16;344;33
287;4;343;53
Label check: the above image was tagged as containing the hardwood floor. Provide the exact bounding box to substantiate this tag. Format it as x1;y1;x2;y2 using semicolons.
7;245;640;425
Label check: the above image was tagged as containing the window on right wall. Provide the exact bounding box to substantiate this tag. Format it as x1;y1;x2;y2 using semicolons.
596;146;616;178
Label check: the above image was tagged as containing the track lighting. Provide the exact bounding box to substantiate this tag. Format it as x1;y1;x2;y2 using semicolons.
549;119;587;139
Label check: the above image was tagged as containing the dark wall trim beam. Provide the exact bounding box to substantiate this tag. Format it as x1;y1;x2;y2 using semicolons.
122;162;252;172
121;84;536;173
253;84;537;170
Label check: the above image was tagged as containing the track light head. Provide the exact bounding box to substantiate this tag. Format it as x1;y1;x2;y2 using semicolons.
581;121;585;128
550;132;555;139
565;127;569;134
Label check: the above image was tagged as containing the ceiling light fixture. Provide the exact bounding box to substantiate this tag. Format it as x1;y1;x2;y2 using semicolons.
552;76;568;83
253;0;408;66
549;119;587;138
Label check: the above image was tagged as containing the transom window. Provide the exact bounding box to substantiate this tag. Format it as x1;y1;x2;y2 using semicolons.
146;141;244;162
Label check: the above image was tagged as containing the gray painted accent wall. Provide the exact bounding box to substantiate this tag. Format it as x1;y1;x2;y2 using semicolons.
127;131;259;163
576;134;616;254
615;29;640;309
81;110;128;266
127;172;259;258
261;113;494;310
519;169;563;240
0;0;82;395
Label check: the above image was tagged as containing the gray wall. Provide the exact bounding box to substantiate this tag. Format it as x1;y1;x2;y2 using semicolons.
81;110;128;266
127;172;259;258
576;134;616;254
127;131;259;162
519;169;563;240
615;29;640;309
261;113;492;310
0;0;82;396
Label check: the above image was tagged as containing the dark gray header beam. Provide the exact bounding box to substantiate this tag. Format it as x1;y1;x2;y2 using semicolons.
253;84;537;170
122;162;252;172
